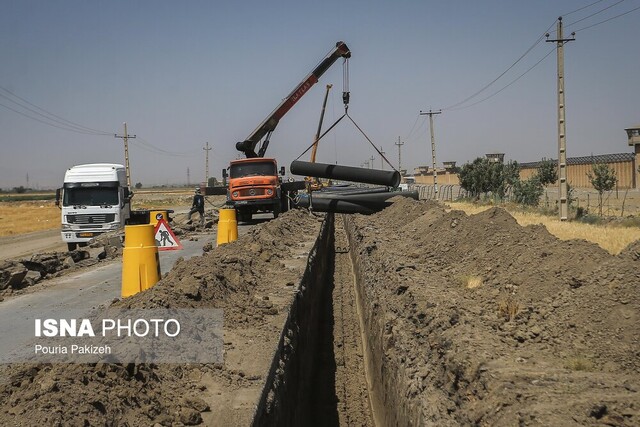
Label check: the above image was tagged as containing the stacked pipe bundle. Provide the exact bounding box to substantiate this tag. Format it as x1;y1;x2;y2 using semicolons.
291;160;417;214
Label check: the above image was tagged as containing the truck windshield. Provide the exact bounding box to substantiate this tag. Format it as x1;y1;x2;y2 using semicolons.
230;162;277;178
63;187;119;207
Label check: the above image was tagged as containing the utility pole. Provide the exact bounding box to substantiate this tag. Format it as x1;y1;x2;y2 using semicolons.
115;122;136;188
547;17;574;221
370;155;375;169
379;146;386;169
395;136;404;175
420;110;441;194
203;142;212;186
187;168;191;186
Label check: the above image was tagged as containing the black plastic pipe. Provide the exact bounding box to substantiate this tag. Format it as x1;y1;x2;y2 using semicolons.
290;161;401;188
313;190;418;203
296;197;380;214
295;190;418;214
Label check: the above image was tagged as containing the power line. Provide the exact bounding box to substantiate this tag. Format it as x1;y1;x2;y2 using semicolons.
566;0;627;27
133;136;196;157
442;20;557;111
572;3;640;32
0;86;111;135
404;114;421;141
441;0;634;113
562;0;606;17
448;48;556;111
0;100;110;135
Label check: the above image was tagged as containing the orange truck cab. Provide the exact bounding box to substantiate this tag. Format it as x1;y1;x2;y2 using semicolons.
226;157;285;222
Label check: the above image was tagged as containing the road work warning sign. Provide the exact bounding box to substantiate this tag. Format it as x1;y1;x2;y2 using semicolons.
153;219;183;251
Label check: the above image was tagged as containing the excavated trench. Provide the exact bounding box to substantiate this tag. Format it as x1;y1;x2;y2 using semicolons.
252;213;406;426
4;200;637;425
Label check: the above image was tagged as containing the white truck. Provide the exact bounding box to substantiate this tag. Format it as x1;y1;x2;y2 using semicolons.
56;164;131;251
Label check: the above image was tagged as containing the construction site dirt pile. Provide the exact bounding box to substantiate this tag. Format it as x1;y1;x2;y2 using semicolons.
349;197;639;426
0;209;321;426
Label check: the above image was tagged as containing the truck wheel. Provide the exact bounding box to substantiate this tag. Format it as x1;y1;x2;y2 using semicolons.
67;243;77;251
273;204;281;219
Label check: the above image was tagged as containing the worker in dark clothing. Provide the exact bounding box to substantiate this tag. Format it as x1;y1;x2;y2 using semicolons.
187;187;205;226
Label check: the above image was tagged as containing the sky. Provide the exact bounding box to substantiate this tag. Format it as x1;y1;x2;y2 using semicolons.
0;0;638;189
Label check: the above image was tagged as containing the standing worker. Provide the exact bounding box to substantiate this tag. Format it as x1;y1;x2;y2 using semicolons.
187;187;205;226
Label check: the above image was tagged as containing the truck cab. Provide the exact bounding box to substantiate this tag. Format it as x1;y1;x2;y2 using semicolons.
226;158;284;222
56;164;131;251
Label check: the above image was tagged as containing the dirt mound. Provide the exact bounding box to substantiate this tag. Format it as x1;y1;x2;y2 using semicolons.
349;198;639;426
373;196;439;225
0;209;321;426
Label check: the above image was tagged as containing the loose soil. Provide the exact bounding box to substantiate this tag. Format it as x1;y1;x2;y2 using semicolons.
0;209;323;426
0;196;638;426
346;197;639;426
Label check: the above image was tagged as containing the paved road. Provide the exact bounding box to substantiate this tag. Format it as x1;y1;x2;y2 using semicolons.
0;229;67;261
0;228;218;362
0;212;273;363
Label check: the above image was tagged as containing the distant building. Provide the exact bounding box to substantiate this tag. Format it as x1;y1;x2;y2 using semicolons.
520;153;636;189
443;161;457;170
411;126;639;190
626;124;640;189
413;163;459;186
486;153;505;164
414;165;429;176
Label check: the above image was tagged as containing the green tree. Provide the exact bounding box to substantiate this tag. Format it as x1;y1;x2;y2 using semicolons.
134;182;143;189
459;157;519;201
207;177;218;187
459;158;491;198
536;158;557;186
12;186;27;194
587;163;617;216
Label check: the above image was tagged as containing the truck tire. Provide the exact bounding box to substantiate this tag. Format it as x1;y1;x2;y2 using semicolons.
67;243;77;251
273;203;281;219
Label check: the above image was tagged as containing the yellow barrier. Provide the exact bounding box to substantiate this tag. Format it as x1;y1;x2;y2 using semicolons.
217;207;238;246
149;210;168;226
121;224;161;298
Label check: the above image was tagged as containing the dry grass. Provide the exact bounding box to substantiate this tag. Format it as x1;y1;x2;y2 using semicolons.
448;202;640;255
459;274;483;289
0;190;198;237
0;201;60;236
497;297;521;321
565;356;594;371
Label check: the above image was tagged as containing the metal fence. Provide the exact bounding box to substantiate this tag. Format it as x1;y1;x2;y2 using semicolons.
412;185;466;201
412;184;640;217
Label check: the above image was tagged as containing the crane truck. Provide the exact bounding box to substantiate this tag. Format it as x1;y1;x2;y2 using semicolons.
224;41;351;222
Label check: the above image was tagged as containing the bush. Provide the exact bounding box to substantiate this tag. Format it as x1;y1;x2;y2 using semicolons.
536;158;557;186
577;214;602;225
513;177;544;206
